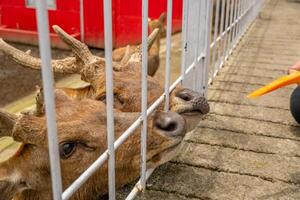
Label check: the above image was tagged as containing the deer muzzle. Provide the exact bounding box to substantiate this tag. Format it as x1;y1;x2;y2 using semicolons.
153;111;186;138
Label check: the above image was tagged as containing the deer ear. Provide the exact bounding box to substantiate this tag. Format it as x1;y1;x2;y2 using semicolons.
0;110;17;137
159;12;167;24
35;86;45;116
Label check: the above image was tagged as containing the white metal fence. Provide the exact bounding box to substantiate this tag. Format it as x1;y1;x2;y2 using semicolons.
34;0;264;199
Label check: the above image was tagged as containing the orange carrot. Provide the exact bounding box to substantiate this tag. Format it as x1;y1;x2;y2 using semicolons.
247;71;300;98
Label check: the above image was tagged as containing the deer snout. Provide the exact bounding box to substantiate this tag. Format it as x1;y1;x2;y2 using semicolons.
175;88;210;115
153;111;186;137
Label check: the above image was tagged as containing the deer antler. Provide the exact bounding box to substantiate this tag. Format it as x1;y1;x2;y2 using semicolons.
123;28;160;65
52;25;99;64
0;110;16;137
147;28;160;52
119;45;131;65
0;39;81;74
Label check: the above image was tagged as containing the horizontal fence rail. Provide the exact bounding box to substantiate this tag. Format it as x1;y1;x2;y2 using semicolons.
32;0;265;200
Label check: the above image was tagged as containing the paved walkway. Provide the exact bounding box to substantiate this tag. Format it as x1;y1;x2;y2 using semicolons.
133;0;300;199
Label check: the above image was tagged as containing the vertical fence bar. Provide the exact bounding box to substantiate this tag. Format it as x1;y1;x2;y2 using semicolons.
140;0;148;190
202;0;213;95
103;0;116;199
244;1;248;31
35;1;63;200
239;0;243;37
240;0;245;37
164;0;173;111
227;0;235;55
235;0;241;43
210;0;220;82
231;0;238;46
229;0;234;51
246;0;250;28
193;1;203;92
234;0;241;45
180;0;189;84
222;0;230;62
80;0;84;41
217;0;226;70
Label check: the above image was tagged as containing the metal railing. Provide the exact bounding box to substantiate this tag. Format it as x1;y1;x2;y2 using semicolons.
208;0;265;85
33;0;264;200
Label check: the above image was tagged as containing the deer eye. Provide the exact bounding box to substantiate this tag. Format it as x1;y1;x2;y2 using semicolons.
59;142;77;159
98;95;106;102
115;95;125;105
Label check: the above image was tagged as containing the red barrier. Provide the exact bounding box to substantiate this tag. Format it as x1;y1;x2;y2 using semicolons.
0;0;182;48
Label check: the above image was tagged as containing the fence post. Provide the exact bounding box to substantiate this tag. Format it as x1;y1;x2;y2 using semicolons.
201;0;213;96
181;0;201;90
35;1;63;199
140;0;149;190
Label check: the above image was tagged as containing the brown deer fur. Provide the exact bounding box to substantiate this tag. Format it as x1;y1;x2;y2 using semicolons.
0;20;210;200
0;89;186;200
0;25;210;131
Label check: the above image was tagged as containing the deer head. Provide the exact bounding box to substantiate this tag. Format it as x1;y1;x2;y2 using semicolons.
0;89;186;200
0;25;209;132
112;12;167;76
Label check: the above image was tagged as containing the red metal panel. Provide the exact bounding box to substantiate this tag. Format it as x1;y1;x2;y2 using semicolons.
82;0;106;48
0;26;79;49
0;0;183;49
1;0;23;6
112;0;143;48
56;0;80;11
0;0;80;47
1;0;80;32
109;0;183;48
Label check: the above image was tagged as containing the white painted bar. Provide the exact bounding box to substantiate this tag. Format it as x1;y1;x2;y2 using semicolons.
231;0;238;47
35;1;63;200
202;0;213;95
103;0;116;199
125;169;155;200
180;0;189;83
217;0;226;70
211;0;220;82
227;0;235;54
140;0;149;190
193;1;203;92
164;0;173;111
222;0;231;62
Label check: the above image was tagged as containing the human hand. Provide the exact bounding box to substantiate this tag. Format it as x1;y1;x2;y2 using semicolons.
288;60;300;74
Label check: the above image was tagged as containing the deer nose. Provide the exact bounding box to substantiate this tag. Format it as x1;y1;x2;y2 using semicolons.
153;111;186;137
176;88;210;114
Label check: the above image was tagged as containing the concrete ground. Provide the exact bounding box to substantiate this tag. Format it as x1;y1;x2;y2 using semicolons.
132;0;300;199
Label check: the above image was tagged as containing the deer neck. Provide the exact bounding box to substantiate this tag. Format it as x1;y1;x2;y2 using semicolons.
14;190;50;200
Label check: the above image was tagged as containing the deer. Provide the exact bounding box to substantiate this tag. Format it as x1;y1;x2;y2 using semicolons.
0;22;209;200
0;88;187;200
112;12;166;76
0;25;210;132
